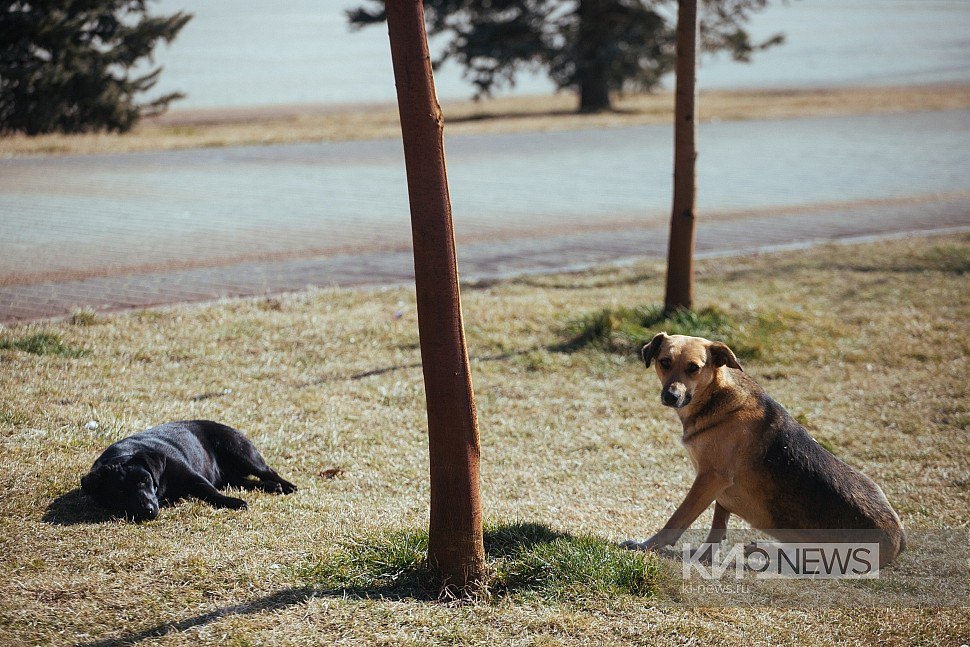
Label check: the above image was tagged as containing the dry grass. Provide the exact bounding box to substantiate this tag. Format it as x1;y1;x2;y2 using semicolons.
3;84;969;158
0;234;968;645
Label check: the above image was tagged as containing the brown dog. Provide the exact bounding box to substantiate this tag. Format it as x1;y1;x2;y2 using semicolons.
624;333;905;567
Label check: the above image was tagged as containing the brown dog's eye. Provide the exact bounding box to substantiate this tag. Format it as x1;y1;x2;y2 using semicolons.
659;358;672;370
686;363;700;374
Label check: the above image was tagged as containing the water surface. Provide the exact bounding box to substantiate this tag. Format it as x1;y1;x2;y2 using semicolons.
144;0;970;109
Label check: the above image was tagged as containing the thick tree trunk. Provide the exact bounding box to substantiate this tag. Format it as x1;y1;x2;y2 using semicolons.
385;0;486;593
664;0;699;314
576;0;612;112
579;71;612;113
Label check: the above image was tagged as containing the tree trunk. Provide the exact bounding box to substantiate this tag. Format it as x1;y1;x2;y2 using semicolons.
384;0;486;594
576;0;612;112
579;71;612;113
663;0;698;314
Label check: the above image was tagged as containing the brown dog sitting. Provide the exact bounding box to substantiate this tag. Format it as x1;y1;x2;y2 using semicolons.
623;333;905;567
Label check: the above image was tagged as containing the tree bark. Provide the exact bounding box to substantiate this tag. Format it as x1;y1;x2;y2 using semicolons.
576;0;613;112
384;0;486;593
663;0;698;314
579;71;612;113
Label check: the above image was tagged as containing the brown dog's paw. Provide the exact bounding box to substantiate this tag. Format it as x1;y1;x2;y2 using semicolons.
620;539;650;551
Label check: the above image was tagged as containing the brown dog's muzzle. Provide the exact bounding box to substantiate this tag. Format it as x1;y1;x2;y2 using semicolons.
662;382;691;408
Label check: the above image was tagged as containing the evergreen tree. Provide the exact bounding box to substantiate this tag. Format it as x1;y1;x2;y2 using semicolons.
349;0;781;112
0;1;191;135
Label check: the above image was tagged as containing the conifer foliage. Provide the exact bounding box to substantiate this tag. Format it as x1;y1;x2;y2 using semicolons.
1;1;191;135
349;0;781;112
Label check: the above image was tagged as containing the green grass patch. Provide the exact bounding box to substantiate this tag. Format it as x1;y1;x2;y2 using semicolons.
916;243;970;274
557;304;790;360
0;331;86;357
298;528;435;597
297;522;660;602
0;405;29;426
489;525;661;601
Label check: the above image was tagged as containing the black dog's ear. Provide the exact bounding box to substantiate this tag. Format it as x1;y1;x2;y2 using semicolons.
138;451;166;478
709;341;743;372
641;332;667;368
80;468;101;494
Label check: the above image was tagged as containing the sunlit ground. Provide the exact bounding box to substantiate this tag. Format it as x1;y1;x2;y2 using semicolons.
1;234;967;645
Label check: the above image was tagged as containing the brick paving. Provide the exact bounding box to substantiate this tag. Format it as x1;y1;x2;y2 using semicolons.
2;194;967;324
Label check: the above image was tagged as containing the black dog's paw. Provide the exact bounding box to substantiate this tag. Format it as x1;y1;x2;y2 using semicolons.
260;481;283;494
218;496;248;510
261;479;297;495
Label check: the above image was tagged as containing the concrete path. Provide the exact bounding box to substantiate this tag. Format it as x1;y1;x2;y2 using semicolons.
2;110;969;323
2;194;968;324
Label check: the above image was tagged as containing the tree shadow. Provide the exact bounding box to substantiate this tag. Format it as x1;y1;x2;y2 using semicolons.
296;349;539;387
43;488;116;526
74;522;572;647
448;108;577;123
76;587;318;647
447;106;640;124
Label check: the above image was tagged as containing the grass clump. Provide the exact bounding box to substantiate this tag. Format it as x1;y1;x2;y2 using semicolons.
912;243;969;274
298;529;435;597
489;527;661;601
68;307;100;326
0;331;86;357
297;522;661;602
559;304;788;360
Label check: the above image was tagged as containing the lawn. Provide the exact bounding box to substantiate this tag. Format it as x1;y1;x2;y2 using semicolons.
0;234;967;645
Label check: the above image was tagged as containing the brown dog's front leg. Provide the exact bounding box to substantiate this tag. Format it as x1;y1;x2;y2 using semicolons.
629;471;732;551
688;501;733;563
704;501;731;545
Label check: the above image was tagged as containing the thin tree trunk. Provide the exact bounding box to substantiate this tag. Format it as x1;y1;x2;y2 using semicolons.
664;0;698;314
384;0;486;593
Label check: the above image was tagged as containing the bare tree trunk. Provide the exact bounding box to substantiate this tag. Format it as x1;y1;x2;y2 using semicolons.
579;69;612;113
663;0;698;314
384;0;486;593
577;0;613;112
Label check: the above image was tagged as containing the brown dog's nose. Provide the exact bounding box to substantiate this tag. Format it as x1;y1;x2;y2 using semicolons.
662;383;689;408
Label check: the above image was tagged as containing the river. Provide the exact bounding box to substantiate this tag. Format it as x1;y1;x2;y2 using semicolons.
143;0;970;109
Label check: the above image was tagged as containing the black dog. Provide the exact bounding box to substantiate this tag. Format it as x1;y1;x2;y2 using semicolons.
81;420;296;521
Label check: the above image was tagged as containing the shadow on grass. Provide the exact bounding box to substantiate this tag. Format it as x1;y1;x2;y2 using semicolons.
448;108;577;123
76;587;318;647
298;349;535;387
447;106;641;125
43;488;115;526
550;304;737;355
551;303;790;361
76;522;660;647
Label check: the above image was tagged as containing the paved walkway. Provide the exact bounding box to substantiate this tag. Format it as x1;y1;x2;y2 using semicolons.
2;110;969;323
2;193;967;323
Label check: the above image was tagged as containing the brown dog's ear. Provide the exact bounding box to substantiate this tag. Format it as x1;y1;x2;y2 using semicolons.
641;333;667;367
709;341;742;371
